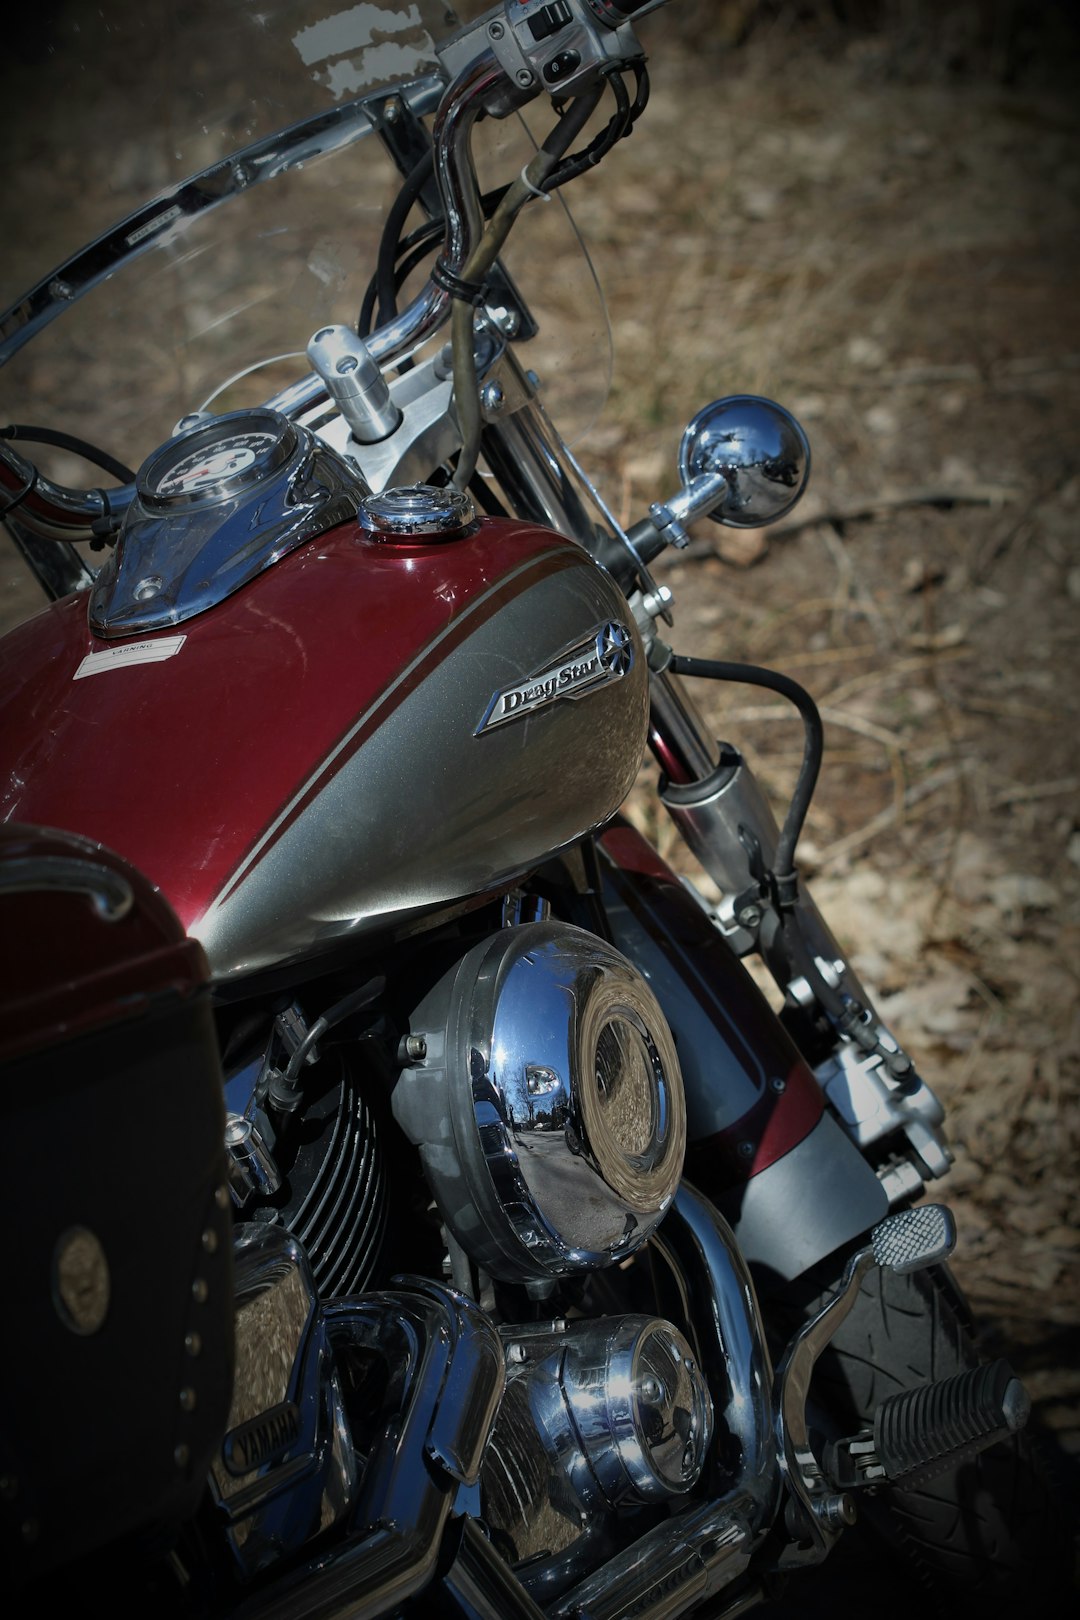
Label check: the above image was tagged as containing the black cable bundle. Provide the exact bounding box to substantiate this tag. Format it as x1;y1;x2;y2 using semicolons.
357;64;650;336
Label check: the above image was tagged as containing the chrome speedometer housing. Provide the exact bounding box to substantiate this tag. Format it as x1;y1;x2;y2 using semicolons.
137;408;297;510
393;922;686;1282
88;408;366;639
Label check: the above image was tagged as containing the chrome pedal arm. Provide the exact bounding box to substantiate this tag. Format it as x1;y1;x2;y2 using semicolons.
772;1204;956;1568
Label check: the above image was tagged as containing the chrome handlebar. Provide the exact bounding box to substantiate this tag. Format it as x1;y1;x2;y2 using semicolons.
1;0;664;536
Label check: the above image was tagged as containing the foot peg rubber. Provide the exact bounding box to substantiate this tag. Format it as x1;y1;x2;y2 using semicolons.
827;1358;1032;1490
874;1357;1031;1485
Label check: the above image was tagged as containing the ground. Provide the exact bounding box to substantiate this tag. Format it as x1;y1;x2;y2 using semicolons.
596;1;1080;1471
2;0;1077;1495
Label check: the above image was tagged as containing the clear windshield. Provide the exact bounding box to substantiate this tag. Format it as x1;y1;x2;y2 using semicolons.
0;0;610;492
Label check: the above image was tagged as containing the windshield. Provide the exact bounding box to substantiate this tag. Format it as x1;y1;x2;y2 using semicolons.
0;0;610;508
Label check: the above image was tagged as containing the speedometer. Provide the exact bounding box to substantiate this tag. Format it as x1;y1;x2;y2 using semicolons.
137;408;299;510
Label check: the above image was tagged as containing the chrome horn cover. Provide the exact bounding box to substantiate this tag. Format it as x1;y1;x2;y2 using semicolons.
393;922;687;1281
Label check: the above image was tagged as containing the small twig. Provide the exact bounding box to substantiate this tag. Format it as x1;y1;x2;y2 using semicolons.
812;761;972;866
682;486;1020;556
713;698;906;758
960;697;1065;724
824;356;1080;390
823;647;971;707
952;1007;1000;1098
994;353;1080;378
821;521;893;648
710;701;903;749
845;362;982;388
765;642;882;668
819;706;905;749
971;514;1035;585
988;776;1080;810
743;595;843;654
768;484;1021;540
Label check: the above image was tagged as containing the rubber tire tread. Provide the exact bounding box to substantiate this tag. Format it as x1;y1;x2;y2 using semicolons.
795;1260;1078;1614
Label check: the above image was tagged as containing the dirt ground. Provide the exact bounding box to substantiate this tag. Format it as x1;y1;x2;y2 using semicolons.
2;0;1078;1482
596;0;1080;1467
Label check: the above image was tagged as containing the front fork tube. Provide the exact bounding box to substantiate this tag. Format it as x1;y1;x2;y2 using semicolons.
658;736;873;1006
653;734;953;1201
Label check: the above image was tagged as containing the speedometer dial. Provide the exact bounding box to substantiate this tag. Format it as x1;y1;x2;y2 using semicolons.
137;409;299;510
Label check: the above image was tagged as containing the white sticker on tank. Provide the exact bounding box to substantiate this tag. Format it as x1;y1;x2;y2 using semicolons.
73;635;186;679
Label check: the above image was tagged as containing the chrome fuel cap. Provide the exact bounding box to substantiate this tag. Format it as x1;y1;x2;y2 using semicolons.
358;483;475;541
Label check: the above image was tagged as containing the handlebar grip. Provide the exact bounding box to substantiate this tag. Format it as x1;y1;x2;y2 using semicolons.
586;0;662;22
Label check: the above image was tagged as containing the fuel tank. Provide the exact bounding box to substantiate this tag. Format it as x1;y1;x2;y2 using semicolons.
0;514;648;982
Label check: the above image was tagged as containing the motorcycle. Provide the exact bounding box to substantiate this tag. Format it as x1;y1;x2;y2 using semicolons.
0;1;1074;1613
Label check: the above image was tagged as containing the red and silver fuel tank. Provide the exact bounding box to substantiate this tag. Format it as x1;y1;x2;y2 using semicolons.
0;487;647;982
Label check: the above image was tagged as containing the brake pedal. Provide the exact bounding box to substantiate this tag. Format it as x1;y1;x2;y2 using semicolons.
827;1357;1032;1489
871;1202;956;1274
773;1203;960;1566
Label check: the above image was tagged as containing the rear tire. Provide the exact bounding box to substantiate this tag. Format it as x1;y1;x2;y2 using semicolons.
764;1257;1078;1615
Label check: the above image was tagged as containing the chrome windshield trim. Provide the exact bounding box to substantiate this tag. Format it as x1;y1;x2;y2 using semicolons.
0;74;445;368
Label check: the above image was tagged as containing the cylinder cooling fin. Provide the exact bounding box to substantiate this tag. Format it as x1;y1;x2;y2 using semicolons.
392;921;687;1282
283;1062;387;1298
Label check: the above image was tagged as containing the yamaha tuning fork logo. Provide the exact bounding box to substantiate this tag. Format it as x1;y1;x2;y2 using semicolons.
476;621;634;735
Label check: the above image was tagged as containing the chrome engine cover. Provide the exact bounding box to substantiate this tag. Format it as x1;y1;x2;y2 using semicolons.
482;1314;713;1595
393;922;687;1281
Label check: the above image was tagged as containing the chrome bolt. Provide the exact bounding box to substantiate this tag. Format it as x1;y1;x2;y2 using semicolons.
383;96;402;124
516;68;534;86
771;1075;787;1093
192;1277;208;1305
737;1140;755;1159
201;1228;218;1254
179;1387;197;1413
185;1332;202;1357
642;586;673;619
736;904;762;928
813;1492;857;1529
337;355;359;374
485;303;520;337
405;1034;428;1061
507;1343;527;1364
481;381;505;413
488;20;504;38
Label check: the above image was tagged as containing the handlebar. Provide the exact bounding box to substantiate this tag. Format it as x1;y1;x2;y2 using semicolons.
0;0;667;538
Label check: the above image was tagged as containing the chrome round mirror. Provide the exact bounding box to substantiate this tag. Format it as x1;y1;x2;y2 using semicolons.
678;395;811;528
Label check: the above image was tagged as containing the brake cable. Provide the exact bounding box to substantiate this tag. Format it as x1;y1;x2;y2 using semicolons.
1;424;134;485
358;64;649;338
